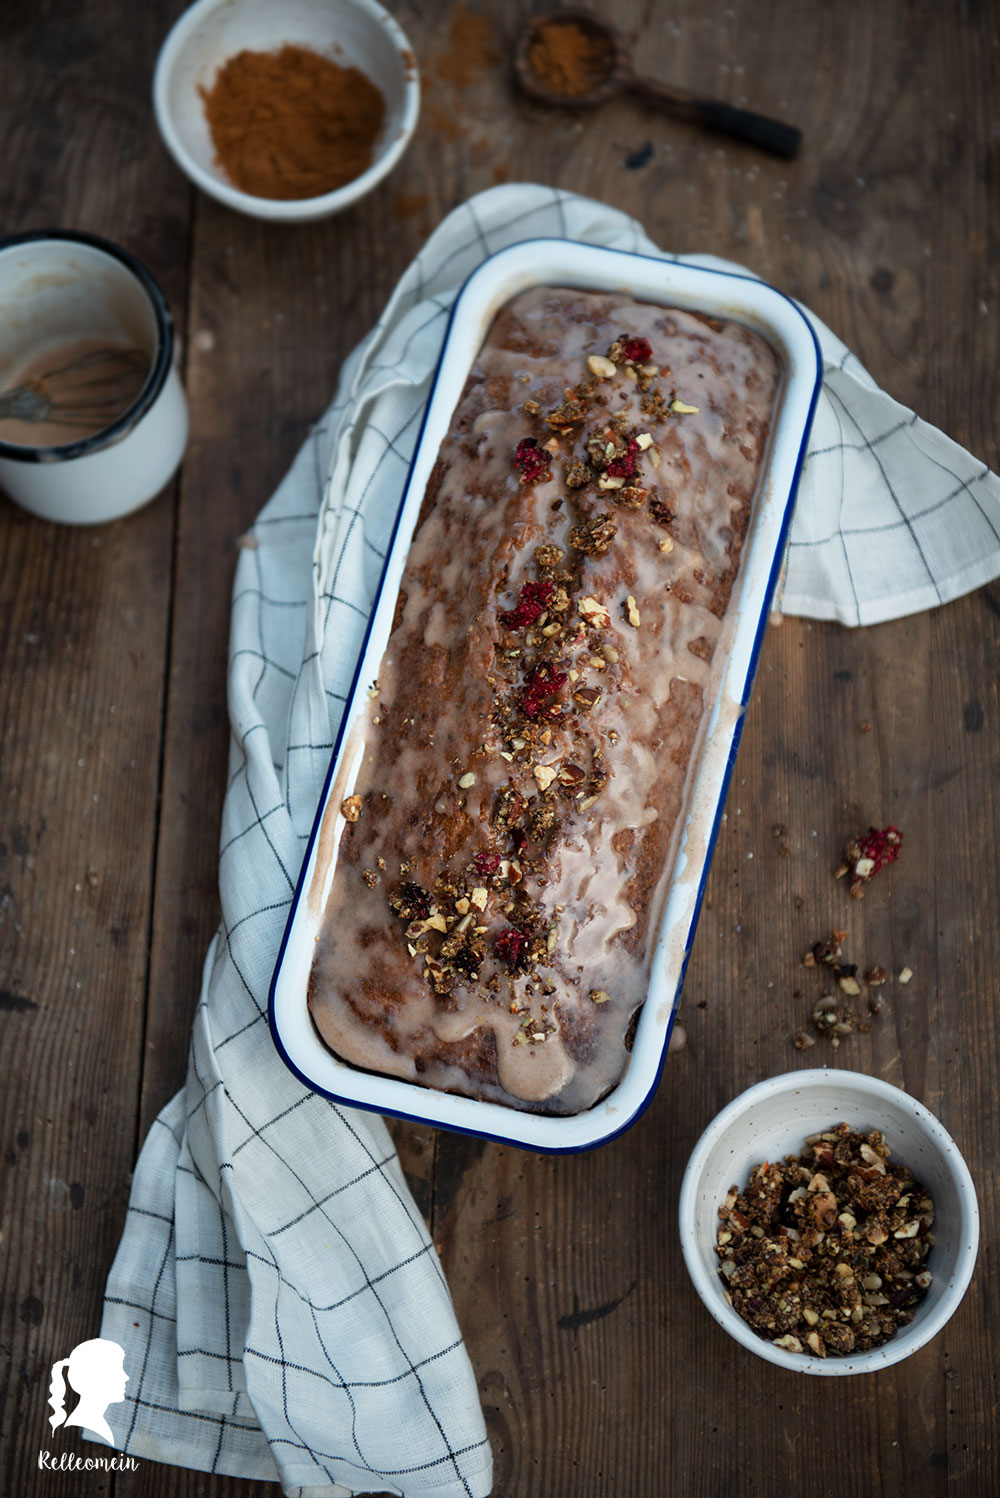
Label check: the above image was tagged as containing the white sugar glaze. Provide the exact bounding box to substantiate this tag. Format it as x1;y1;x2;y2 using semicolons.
308;287;780;1114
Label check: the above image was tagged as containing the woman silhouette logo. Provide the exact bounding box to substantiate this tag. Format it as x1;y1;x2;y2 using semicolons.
47;1338;129;1445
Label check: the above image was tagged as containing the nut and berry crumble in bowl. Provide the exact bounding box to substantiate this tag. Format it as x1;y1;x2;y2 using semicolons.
679;1070;979;1372
269;239;823;1151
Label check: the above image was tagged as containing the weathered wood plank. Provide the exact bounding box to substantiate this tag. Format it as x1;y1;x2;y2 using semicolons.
0;509;177;1492
0;3;191;1493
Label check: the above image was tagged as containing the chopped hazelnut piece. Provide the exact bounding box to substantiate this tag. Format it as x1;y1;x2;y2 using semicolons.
587;353;617;379
625;595;641;628
341;795;362;822
669;398;700;414
578;595;611;628
898;966;913;984
589;989;611;1004
458;772;476;789
557;763;586;787
534;764;558;791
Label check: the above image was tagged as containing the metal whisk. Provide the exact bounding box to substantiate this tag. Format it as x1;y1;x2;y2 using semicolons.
0;346;150;430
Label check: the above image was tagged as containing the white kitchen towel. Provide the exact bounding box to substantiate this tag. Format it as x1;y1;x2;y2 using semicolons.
99;184;1000;1495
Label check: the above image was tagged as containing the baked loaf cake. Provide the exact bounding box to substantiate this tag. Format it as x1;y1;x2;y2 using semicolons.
308;286;781;1114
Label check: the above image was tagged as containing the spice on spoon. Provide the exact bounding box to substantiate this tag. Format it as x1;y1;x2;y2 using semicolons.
199;43;386;201
526;18;615;97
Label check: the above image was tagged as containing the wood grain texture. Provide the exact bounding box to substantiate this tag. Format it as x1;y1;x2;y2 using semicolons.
0;2;189;1492
1;0;998;1494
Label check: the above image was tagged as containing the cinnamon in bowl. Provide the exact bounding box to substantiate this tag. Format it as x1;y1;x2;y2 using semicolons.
199;43;386;201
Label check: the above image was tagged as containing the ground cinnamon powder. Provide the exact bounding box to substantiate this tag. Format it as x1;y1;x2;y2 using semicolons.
422;4;502;140
527;20;614;97
200;44;385;201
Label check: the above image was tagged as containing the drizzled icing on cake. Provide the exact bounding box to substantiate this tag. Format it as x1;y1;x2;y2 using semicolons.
308;287;780;1114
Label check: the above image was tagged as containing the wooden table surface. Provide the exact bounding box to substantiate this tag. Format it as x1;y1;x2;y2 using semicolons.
3;2;998;1494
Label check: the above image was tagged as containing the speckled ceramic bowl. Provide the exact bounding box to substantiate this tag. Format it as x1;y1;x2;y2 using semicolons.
153;0;419;222
679;1069;979;1375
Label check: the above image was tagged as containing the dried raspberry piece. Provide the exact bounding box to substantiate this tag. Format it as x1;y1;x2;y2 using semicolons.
473;849;502;877
513;437;551;486
836;825;903;898
605;437;641;480
621;336;653;364
856;826;903;871
494;926;528;970
519;661;567;720
498;579;554;630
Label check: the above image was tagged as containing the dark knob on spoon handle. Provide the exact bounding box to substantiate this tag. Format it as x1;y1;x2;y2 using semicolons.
631;74;802;158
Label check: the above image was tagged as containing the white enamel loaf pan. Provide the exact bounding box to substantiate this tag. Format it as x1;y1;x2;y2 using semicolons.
270;239;822;1152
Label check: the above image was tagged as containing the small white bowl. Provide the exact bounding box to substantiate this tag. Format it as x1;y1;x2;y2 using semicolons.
153;0;420;223
679;1069;979;1375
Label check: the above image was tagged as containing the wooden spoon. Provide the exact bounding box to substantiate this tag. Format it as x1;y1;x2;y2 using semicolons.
513;10;801;159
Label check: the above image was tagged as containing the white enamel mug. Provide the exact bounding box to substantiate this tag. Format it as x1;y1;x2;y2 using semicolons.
0;230;188;525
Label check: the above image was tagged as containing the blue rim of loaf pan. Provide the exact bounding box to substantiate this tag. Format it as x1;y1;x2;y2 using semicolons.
268;239;823;1154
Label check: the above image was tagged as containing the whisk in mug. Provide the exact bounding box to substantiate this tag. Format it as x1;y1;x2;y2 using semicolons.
0;345;151;445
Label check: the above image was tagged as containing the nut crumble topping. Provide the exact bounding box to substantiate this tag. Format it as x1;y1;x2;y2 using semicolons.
716;1124;934;1357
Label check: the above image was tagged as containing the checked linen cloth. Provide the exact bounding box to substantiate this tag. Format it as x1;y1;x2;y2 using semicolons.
100;184;1000;1494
